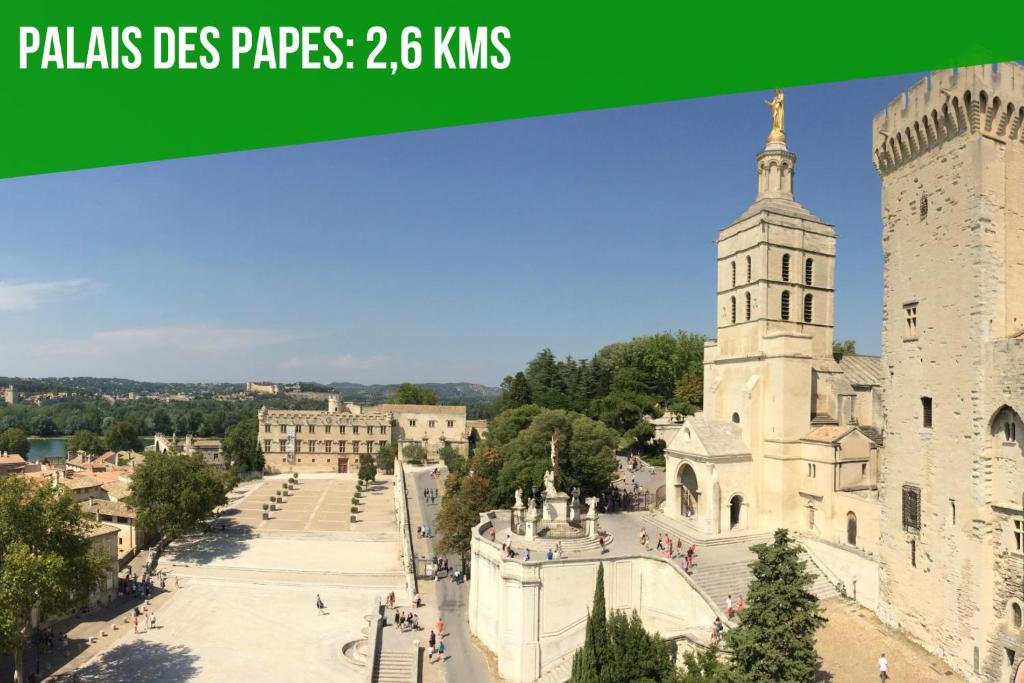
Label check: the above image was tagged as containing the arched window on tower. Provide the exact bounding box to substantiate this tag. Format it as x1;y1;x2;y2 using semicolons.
804;294;813;323
731;261;736;287
746;256;752;282
805;258;814;286
781;290;791;320
782;254;791;282
745;292;751;320
730;296;736;324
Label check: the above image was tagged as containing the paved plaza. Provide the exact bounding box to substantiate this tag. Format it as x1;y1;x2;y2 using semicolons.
60;474;405;682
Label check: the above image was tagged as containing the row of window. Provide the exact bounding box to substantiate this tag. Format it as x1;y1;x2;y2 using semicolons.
729;254;814;287
408;419;456;428
265;423;386;435
727;291;814;323
262;439;388;453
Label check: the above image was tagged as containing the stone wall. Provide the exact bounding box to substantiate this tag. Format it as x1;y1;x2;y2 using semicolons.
469;515;719;683
875;64;1024;682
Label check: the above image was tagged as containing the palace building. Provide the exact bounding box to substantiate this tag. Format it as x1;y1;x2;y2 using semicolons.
258;395;471;474
661;64;1024;682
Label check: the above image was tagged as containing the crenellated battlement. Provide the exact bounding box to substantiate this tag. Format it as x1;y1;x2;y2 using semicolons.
872;63;1024;176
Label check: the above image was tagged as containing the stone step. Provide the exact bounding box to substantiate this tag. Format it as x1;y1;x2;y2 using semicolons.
641;513;773;547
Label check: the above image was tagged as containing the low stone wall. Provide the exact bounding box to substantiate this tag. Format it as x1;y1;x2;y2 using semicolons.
800;534;879;611
393;465;417;602
469;513;719;683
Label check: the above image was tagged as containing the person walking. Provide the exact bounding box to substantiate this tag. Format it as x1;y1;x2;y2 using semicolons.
436;618;445;636
427;643;435;664
316;594;326;615
878;653;889;681
726;595;734;619
437;639;446;663
148;612;157;630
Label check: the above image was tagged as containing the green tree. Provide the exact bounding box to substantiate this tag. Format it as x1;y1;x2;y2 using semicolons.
723;528;827;682
570;564;609;683
130;450;229;539
103;420;139;452
672;646;728;683
832;339;857;356
375;442;397;474
402;443;427;465
0;476;106;683
437;443;465;473
358;453;378;483
500;371;533;409
222;416;264;473
604;609;677;683
486;404;542;447
492;409;617;507
671;369;704;415
0;428;30;457
392;383;438;405
436;469;491;569
66;430;104;456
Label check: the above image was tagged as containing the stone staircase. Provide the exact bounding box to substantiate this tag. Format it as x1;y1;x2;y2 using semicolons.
510;532;614;556
372;649;413;683
536;650;575;683
640;513;837;615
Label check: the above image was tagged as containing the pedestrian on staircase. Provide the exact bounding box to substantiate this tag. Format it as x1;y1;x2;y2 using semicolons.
726;595;734;619
878;653;889;681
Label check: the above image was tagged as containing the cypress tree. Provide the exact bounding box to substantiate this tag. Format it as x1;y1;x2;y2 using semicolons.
570;564;609;682
723;528;827;682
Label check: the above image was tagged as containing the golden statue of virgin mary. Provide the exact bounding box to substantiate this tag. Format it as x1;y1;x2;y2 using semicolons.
765;88;785;143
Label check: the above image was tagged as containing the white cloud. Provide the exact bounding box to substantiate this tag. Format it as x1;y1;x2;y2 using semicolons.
12;325;302;358
329;353;388;370
0;278;92;312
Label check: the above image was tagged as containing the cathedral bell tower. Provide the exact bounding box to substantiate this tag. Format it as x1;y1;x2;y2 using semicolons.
704;90;838;444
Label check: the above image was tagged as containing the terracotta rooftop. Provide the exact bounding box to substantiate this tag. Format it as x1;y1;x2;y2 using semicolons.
80;499;136;518
85;521;121;539
836;354;882;387
374;404;466;416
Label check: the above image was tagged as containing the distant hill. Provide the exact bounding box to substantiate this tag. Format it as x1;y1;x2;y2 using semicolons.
327;382;501;404
0;377;500;404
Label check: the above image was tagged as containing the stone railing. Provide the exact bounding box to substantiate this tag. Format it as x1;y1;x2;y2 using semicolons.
393;464;418;601
363;597;385;683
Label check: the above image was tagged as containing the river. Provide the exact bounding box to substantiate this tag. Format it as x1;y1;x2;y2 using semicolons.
26;436;154;461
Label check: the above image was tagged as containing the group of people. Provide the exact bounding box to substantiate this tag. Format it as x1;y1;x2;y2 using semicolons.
725;594;745;619
119;567;161;599
416;525;433;538
423;487;439;504
132;605;158;633
426;619;446;664
393;609;420;632
636;529;699;572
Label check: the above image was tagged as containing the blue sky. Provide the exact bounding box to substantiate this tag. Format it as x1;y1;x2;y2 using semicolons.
0;72;923;385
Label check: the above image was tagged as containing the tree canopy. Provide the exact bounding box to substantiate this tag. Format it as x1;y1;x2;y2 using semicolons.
490;408;618;507
437;443;465;474
494;332;705;464
402;443;427;465
66;430;105;456
130;449;229;539
222;416;264;473
358;453;378;483
0;428;30;457
103;420;139;452
392;383;438;405
832;339;857;356
375;441;397;474
436;468;491;564
723;528;827;682
0;476;106;681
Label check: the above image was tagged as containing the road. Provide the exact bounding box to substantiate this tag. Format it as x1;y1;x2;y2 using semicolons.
409;466;493;683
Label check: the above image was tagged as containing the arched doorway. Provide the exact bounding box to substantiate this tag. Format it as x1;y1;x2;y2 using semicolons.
679;464;698;518
847;511;857;546
729;495;744;530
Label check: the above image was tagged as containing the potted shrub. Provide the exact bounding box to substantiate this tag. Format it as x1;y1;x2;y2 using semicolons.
262;503;269;519
270;503;277;511
351;505;358;513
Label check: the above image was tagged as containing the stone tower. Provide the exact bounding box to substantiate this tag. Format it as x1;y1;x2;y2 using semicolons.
702;104;837;528
874;64;1024;681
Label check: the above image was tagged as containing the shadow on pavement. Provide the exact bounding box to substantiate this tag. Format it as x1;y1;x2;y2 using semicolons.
165;525;253;565
71;641;200;683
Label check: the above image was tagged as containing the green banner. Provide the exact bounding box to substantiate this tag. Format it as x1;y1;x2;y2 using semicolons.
1;2;1021;179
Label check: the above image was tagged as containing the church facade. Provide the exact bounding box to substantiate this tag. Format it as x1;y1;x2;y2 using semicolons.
665;63;1024;682
663;94;884;559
